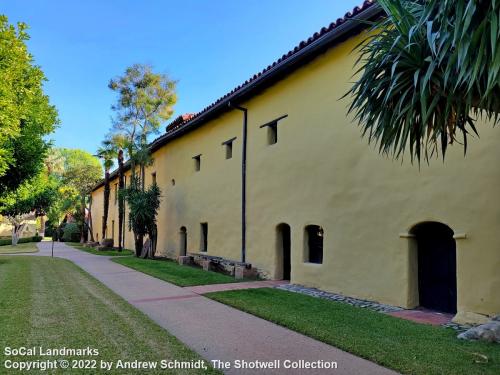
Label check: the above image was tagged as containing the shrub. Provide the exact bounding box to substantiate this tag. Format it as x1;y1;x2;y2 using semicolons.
0;236;43;246
62;222;81;242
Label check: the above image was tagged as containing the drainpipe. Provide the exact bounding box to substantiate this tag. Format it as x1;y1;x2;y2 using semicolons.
228;102;248;263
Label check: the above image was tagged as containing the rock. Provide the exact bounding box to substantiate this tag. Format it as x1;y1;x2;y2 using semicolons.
100;238;114;248
457;320;500;343
492;315;500;322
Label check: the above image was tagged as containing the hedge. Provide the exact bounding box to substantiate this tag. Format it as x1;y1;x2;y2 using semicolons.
0;236;43;246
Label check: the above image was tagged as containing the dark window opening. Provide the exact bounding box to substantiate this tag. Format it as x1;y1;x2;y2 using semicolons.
222;137;236;159
171;179;176;186
268;123;278;145
114;183;118;204
180;226;187;256
151;172;157;185
200;223;208;252
306;225;323;264
259;114;287;146
225;142;233;159
111;220;115;239
193;155;201;171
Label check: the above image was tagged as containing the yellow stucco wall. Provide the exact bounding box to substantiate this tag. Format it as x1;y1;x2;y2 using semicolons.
91;32;500;323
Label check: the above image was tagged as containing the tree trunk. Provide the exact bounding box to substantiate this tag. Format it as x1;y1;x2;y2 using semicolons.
88;197;95;242
11;225;20;245
80;197;86;244
102;169;110;239
39;216;45;237
134;233;143;257
118;150;125;252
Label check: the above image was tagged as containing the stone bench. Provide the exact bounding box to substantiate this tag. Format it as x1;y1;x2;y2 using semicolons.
183;253;256;279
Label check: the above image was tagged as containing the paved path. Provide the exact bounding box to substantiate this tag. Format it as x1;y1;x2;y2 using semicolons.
31;242;397;375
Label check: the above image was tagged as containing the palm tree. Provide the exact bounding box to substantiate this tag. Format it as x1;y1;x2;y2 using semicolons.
96;141;116;242
109;134;128;251
346;0;500;162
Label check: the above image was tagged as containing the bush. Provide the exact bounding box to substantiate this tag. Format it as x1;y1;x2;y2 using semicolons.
44;223;54;237
0;236;44;246
62;222;81;242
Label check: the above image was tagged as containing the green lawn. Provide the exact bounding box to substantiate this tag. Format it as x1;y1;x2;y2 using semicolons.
207;288;500;375
0;256;218;374
0;242;39;254
112;256;239;286
67;242;134;256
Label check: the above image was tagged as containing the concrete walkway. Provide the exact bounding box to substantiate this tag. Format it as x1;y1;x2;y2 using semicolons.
31;242;398;375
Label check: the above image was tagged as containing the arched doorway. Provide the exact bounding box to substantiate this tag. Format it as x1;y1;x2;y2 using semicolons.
412;222;457;313
276;224;291;280
179;227;187;256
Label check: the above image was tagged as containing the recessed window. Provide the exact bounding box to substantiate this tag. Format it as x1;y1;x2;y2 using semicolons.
151;172;157;185
267;123;278;145
305;225;323;264
193;155;201;171
114;183;118;204
171;179;176;186
226;142;233;159
200;223;208;252
259;114;287;146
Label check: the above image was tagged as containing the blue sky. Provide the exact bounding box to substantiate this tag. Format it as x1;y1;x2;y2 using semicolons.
3;0;361;154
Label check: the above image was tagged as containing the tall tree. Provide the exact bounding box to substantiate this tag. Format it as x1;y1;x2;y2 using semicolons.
96;141;116;241
108;64;176;256
0;15;58;196
60;149;102;243
346;0;500;162
109;134;128;251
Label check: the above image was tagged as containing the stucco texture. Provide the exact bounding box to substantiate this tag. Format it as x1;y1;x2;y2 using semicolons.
91;33;500;323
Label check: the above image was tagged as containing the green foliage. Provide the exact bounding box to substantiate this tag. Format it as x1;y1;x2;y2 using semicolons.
61;222;80;242
0;173;57;217
108;64;177;148
60;148;102;196
0;15;58;195
123;181;161;238
106;64;175;253
0;236;42;246
346;0;500;162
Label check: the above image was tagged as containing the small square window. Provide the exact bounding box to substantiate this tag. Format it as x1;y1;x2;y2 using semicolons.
193;155;201;171
268;123;278;145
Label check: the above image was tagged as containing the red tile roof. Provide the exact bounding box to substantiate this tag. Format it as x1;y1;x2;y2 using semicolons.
163;0;378;134
93;1;381;191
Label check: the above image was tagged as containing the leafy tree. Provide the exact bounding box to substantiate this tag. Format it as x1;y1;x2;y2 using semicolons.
108;64;176;255
96;141;116;241
108;64;176;188
0;173;57;244
0;15;58;195
346;0;500;162
60;149;102;243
